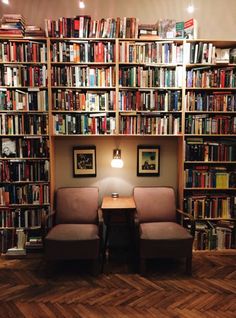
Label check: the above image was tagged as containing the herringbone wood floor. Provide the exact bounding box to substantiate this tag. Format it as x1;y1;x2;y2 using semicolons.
0;250;236;318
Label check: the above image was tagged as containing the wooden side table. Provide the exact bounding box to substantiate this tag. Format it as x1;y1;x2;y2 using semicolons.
101;196;136;272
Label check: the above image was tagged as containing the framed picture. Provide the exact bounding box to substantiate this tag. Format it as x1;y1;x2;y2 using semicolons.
137;145;160;177
73;146;96;177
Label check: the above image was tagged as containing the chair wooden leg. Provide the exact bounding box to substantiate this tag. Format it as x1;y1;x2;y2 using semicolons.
186;256;192;275
140;258;146;275
91;259;99;276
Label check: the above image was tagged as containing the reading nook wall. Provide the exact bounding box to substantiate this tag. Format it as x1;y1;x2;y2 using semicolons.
55;137;178;203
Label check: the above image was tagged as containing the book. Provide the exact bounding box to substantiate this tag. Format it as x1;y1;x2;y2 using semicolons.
184;18;198;39
158;19;176;39
215;48;230;64
176;21;184;38
6;247;26;256
1;138;17;157
229;48;236;64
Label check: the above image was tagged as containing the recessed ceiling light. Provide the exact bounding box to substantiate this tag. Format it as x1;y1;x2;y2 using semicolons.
187;4;195;13
79;0;85;9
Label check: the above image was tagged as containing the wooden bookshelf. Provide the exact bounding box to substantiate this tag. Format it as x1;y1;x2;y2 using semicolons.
0;37;50;256
183;39;236;251
1;33;236;254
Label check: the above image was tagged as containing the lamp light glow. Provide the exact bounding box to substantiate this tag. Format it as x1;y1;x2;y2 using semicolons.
111;149;124;168
2;0;9;4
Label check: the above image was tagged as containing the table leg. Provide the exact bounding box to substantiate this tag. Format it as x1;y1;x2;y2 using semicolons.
101;213;110;272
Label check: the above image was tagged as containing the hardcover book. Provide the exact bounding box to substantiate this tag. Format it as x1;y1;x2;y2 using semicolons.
1;138;16;157
184;18;198;39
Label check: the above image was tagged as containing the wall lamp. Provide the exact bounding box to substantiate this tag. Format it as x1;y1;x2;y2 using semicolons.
111;149;124;168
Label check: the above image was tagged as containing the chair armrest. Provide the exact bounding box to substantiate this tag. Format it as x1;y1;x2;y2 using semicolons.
98;208;104;225
176;209;195;237
176;209;194;220
97;208;104;254
41;210;56;236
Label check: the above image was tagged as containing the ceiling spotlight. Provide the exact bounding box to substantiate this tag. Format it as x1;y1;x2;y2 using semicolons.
79;0;85;9
187;4;195;13
2;0;9;4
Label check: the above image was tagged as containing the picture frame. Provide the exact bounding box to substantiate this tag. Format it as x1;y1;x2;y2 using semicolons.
73;145;96;177
137;145;160;177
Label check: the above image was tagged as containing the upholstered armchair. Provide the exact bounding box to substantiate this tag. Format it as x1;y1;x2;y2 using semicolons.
44;187;102;274
133;186;194;275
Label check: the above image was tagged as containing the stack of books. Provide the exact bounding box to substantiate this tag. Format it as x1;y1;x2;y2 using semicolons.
138;23;159;40
0;14;25;37
25;25;45;37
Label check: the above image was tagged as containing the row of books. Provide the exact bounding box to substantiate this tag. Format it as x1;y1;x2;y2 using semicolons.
118;66;183;88
138;19;198;40
185;138;236;161
53;113;116;135
0;137;49;159
185;115;236;135
45;16;139;39
0;89;48;111
52;90;115;111
1;230;44;255
186;68;236;88
185;91;236;112
184;195;236;219
0;208;45;228
119;41;183;64
51;41;115;63
0;66;47;87
51;65;115;87
193;222;235;250
0;160;49;182
0;41;47;63
0;114;48;135
119;90;181;111
185;167;236;188
119;114;181;135
0;184;49;206
185;42;236;65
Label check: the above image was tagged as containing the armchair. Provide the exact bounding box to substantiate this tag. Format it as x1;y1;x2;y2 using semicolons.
133;186;194;275
44;187;101;274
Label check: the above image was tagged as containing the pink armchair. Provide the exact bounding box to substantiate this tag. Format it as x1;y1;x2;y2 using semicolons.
134;187;194;275
44;187;101;274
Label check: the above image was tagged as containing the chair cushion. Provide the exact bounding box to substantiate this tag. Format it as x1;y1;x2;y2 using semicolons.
134;187;176;222
56;187;99;224
140;222;192;240
44;224;99;260
46;224;99;241
139;222;193;259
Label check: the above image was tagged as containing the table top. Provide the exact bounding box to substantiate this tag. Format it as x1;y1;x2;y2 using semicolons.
101;196;136;210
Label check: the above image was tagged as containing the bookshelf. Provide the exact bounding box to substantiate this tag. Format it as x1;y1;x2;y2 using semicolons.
118;39;184;136
50;38;117;136
183;39;236;250
0;38;50;256
0;31;235;255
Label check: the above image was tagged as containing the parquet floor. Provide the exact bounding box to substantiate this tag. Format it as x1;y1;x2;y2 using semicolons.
0;250;236;318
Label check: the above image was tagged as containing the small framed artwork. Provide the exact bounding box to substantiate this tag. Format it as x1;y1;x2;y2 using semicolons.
137;145;160;177
73;145;96;177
